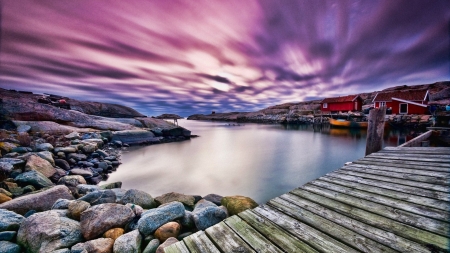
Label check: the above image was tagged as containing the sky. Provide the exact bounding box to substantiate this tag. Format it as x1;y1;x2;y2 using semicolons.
0;0;449;116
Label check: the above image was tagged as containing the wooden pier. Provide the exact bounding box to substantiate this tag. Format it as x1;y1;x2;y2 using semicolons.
165;146;450;253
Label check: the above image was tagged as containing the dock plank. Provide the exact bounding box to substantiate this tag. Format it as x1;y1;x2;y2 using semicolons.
357;157;450;168
205;221;255;253
183;231;221;253
344;163;450;177
164;241;190;253
369;152;450;159
366;154;450;163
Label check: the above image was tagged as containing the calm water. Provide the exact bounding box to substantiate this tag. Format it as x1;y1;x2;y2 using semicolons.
102;119;413;203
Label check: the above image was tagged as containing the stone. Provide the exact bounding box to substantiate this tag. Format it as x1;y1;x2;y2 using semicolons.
203;193;223;206
79;190;116;206
192;200;227;230
14;170;53;189
0;162;13;181
180;211;194;228
68;153;87;162
154;222;181;243
36;151;55;166
0;231;16;241
113;229;141;253
78;238;114;253
24;154;57;178
95;150;109;158
111;130;157;145
80;203;135;240
35;143;54;152
111;188;127;203
50;168;67;183
23;210;37;218
65;132;80;140
0;241;21;253
22;185;36;194
68;200;91;221
103;228;124;240
17;210;83;253
76;184;100;195
143;238;159;253
154;192;195;208
0;209;24;232
0;188;12;198
52;198;71;209
0;142;18;154
11;147;31;153
0;185;74;215
155;237;178;253
177;232;193;241
81;144;97;153
221;195;258;216
55;159;70;170
70;168;94;178
100;181;122;190
52;249;70;253
120;189;156;209
16;125;31;133
0;182;22;197
125;203;144;217
54;147;77;153
57;175;87;194
0;193;12;204
137;202;185;236
87;175;103;185
0;158;25;167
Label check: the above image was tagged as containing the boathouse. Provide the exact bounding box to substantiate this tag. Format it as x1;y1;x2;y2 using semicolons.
372;89;429;114
320;95;363;112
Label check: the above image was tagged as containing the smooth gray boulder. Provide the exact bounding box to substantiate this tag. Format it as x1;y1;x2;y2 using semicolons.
79;190;116;205
111;130;157;145
0;241;21;253
17;210;83;253
120;189;156;209
0;185;74;215
113;229;142;253
14;170;53;189
80;203;135;240
137;202;185;236
203;193;223;206
192;199;227;230
0;209;25;232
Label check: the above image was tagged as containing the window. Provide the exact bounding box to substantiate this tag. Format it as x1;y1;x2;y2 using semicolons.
323;103;328;108
379;102;386;107
400;103;407;114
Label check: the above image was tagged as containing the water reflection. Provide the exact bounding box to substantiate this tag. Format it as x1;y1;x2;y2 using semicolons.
102;120;416;203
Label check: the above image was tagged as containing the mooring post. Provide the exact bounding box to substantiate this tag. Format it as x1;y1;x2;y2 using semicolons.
365;108;386;156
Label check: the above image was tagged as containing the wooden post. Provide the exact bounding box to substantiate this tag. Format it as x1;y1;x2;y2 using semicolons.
365;108;386;156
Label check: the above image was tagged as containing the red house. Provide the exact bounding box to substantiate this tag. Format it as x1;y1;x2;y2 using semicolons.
372;89;429;114
321;95;363;112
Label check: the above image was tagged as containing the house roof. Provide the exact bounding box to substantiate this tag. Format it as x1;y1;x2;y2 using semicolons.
392;97;428;107
372;89;428;102
321;95;360;103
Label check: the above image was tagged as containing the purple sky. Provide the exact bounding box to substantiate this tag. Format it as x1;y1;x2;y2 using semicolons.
1;0;449;116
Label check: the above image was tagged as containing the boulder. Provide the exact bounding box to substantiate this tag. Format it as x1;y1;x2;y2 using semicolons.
120;189;156;209
65;132;80;140
52;198;71;209
55;159;71;171
0;193;12;204
0;188;12;198
80;203;135;240
0;158;25;167
113;230;142;253
79;190;116;206
154;192;195;208
100;182;122;190
36;151;55;166
155;237;178;253
154;222;181;243
81;144;97;153
0;209;24;232
70;168;94;178
14;170;53;189
125;203;144;217
51;249;70;253
143;239;159;253
0;182;23;197
0;241;21;253
111;188;127;203
0;142;18;154
50;168;67;183
17;125;31;133
11;147;31;153
0;185;74;215
35;143;54;152
180;211;194;228
137;202;185;236
221;195;258;216
203;193;223;206
0;230;17;241
24;154;56;178
75;238;114;253
68;200;91;220
54;147;77;153
76;184;100;195
192;200;227;230
57;175;87;194
17;210;83;252
68;153;87;162
103;228;124;240
111;130;157;145
0;162;14;181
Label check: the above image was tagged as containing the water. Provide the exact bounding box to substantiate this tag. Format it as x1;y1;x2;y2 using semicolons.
102;119;414;203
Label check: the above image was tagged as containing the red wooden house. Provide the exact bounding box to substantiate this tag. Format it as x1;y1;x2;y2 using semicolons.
372;89;429;114
321;95;363;112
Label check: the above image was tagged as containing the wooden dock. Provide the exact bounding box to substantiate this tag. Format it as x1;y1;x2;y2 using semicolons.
165;147;450;253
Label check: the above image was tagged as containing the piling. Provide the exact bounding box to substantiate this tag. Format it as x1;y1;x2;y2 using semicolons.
365;108;386;156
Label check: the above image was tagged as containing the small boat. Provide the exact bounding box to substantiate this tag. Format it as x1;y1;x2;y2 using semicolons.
329;118;368;128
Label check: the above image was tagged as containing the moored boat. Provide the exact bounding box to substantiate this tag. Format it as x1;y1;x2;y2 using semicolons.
329;118;368;128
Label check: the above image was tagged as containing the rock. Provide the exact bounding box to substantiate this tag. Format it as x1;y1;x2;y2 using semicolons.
0;142;18;154
0;162;13;181
0;209;24;232
0;185;74;215
23;210;37;218
192;200;227;230
54;147;77;153
120;189;156;209
65;132;80;140
16;125;31;133
70;168;94;178
113;230;142;253
95;150;109;158
0;231;16;241
125;203;144;217
0;182;23;197
103;228;124;240
76;184;100;195
203;193;223;206
111;189;127;203
57;175;87;194
14;170;53;189
0;189;12;198
154;222;181;243
81;144;97;153
221;196;258;216
137;202;185;236
155;237;178;253
100;182;122;190
78;238;114;253
52;198;71;209
68;200;91;220
52;249;70;253
24;154;56;178
68;153;87;162
35;143;54;152
111;130;159;145
154;192;195;208
0;158;25;167
36;151;55;166
17;210;83;253
87;175;103;185
50;168;67;183
180;211;194;228
0;193;12;204
80;203;135;240
143;238;159;253
0;241;21;253
79;190;116;206
54;159;70;171
11;147;31;153
177;232;193;241
22;185;36;194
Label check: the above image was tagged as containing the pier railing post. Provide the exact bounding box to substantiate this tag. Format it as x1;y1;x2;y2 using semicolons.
365;107;386;156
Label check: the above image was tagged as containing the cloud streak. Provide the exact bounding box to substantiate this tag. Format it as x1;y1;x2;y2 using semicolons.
0;0;449;116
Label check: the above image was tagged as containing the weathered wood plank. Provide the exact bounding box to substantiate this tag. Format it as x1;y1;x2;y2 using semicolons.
378;149;450;155
279;193;431;253
337;169;449;192
164;241;190;253
253;206;361;253
354;158;450;171
310;179;450;223
398;130;433;147
344;163;450;177
224;215;284;253
366;108;386;155
267;198;398;253
238;210;319;253
290;188;450;251
205;222;255;253
366;154;450;163
183;231;221;253
369;152;450;159
321;175;450;211
383;147;450;151
327;171;450;202
341;166;450;186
